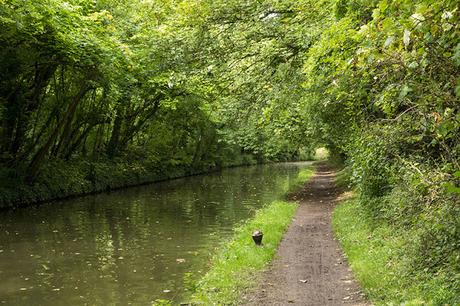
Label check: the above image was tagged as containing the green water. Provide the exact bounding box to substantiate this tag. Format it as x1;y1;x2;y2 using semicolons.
0;162;311;305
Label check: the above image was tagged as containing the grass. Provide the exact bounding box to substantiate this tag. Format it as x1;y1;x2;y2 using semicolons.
191;167;314;305
287;167;314;194
192;200;297;304
334;166;353;190
333;197;459;306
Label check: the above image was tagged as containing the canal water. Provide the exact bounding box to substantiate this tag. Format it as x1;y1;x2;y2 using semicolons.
0;162;311;305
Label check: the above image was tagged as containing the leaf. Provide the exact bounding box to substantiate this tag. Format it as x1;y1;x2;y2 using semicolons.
444;182;460;194
403;29;411;47
379;0;388;13
41;264;50;271
452;43;460;66
383;36;394;48
399;85;412;99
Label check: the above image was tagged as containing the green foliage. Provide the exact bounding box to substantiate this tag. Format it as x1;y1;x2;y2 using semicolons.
0;0;311;188
0;0;458;302
333;198;460;305
0;148;259;208
152;299;171;306
302;0;459;301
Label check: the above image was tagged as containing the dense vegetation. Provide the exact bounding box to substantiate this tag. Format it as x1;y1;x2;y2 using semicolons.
334;197;458;305
0;0;308;207
310;1;460;304
1;0;459;303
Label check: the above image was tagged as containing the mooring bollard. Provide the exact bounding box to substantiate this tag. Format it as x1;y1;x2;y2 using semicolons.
252;230;263;245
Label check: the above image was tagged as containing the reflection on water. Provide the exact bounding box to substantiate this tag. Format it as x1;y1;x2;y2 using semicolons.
0;162;311;305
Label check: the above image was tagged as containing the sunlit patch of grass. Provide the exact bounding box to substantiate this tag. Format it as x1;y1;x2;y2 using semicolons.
333;197;459;305
192;200;298;305
286;167;314;195
297;167;314;183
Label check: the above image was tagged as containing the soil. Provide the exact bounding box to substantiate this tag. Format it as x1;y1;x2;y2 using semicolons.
242;164;369;306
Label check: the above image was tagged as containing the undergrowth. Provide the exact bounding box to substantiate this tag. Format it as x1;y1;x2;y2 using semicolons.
333;197;460;305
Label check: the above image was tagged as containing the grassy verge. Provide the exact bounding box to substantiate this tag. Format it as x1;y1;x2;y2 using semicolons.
191;167;314;305
287;167;315;194
333;197;459;305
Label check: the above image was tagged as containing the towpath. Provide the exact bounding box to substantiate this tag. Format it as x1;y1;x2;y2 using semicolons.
243;164;368;305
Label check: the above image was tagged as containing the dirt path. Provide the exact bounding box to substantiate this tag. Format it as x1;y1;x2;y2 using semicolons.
243;164;368;305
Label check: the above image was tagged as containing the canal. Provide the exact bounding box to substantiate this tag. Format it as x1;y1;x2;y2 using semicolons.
0;162;311;305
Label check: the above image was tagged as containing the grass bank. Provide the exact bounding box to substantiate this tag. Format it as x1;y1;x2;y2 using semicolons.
191;167;314;305
333;197;459;305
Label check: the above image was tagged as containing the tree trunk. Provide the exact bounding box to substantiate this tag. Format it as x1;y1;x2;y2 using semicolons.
106;103;125;158
27;85;91;182
119;98;161;150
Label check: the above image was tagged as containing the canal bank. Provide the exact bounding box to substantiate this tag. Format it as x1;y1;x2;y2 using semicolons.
191;167;314;305
0;155;260;209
